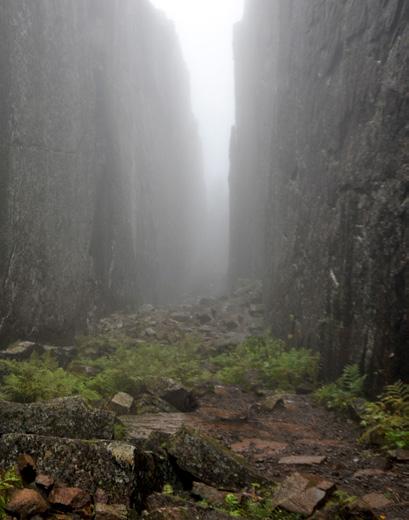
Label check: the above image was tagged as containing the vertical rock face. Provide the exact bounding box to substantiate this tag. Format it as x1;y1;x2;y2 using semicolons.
0;0;203;343
230;0;409;390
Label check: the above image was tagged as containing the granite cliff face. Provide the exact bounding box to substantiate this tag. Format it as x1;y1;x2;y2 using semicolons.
0;0;203;343
230;0;409;390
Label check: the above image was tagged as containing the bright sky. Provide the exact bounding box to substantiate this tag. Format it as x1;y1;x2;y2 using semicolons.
150;0;244;185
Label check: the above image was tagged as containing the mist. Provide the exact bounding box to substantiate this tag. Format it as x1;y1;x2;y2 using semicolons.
0;1;407;513
151;0;244;294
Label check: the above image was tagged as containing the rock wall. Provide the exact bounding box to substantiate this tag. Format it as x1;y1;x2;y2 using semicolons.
0;0;203;343
230;0;409;391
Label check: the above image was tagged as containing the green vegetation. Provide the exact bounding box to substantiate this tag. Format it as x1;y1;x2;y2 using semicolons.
361;381;409;450
315;366;409;451
314;364;365;412
221;489;302;519
83;339;210;397
0;353;99;403
0;334;318;403
212;336;319;391
0;468;21;519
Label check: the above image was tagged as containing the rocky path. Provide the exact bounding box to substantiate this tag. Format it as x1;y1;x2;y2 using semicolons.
100;284;409;519
121;385;409;519
0;282;408;519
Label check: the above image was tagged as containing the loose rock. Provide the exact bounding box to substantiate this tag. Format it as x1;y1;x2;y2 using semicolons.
6;488;49;517
0;396;116;439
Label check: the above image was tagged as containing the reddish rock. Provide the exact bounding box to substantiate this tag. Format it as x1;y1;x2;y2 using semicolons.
35;473;55;492
279;455;326;465
273;472;329;516
360;493;392;510
353;468;386;478
49;486;91;510
6;488;49;517
192;482;229;507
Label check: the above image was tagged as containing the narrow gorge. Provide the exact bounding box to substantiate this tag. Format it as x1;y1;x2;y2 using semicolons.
0;1;408;519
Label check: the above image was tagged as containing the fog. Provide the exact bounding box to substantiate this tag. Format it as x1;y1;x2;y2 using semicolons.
151;0;244;294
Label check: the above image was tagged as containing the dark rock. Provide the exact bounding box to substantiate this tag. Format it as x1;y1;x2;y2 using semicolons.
159;384;198;413
0;396;115;439
17;453;37;483
133;394;177;415
0;434;139;505
6;488;49;517
164;427;266;490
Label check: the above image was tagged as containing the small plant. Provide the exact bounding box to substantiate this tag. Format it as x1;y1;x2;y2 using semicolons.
0;353;99;403
162;483;174;495
212;336;319;392
0;468;22;519
314;364;365;412
113;422;127;441
361;381;409;449
319;490;359;520
220;489;301;519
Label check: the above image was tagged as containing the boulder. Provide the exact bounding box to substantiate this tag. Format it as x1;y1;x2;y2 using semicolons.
0;341;43;361
164;427;266;490
0;396;116;439
109;392;134;415
145;378;198;413
6;489;49;517
49;486;92;517
273;472;331;516
0;434;139;505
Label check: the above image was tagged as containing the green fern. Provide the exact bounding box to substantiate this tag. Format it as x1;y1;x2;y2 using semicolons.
314;364;365;412
0;469;22;519
361;381;409;449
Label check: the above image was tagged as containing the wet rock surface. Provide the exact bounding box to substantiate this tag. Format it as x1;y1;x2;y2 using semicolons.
0;396;116;439
230;0;409;392
0;290;408;519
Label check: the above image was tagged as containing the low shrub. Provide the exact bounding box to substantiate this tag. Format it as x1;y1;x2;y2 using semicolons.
314;364;365;412
361;381;409;450
0;353;99;403
212;336;319;391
